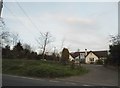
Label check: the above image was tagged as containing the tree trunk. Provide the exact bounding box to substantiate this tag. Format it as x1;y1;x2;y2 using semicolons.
42;32;48;60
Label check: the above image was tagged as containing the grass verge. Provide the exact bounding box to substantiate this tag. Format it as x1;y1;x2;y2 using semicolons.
2;59;89;78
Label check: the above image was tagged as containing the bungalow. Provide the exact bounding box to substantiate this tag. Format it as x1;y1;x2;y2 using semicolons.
70;49;108;64
85;51;108;64
70;51;86;63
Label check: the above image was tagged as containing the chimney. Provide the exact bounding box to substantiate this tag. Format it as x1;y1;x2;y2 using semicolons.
85;49;87;56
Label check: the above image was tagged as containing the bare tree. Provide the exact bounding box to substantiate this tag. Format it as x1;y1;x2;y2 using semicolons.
60;37;66;50
110;35;120;45
36;32;53;60
11;33;19;46
0;18;10;47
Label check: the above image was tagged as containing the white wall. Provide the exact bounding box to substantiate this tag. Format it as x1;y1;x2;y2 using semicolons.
85;52;99;64
69;55;74;61
80;53;85;59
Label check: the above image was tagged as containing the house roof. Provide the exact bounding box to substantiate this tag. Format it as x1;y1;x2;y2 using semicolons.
70;50;108;58
90;51;108;58
85;50;108;58
70;52;85;58
70;52;80;58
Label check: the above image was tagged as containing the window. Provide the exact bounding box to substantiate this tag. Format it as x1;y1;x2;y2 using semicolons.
89;58;94;61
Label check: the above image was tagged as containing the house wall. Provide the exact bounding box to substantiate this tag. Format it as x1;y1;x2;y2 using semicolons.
80;53;85;59
75;56;79;60
74;56;80;65
69;55;74;61
85;52;99;64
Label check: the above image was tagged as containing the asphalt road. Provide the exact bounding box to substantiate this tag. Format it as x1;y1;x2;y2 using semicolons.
2;74;88;86
2;64;119;86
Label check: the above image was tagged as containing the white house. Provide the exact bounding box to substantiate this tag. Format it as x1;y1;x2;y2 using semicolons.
85;51;99;64
59;48;108;64
70;49;108;64
85;51;108;64
70;51;85;63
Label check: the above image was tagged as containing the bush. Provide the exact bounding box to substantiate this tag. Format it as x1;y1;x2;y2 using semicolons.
90;62;94;64
95;59;103;65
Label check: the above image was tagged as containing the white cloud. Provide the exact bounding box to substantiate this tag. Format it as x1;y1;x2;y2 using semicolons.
65;17;95;25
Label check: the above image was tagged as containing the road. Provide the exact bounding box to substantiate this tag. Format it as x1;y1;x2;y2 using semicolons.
55;64;118;86
2;64;118;86
2;74;88;86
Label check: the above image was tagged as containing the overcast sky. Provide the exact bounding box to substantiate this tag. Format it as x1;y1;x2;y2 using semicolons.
2;1;118;53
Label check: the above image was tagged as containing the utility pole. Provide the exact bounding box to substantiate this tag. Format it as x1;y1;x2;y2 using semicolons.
0;0;3;18
0;1;3;88
0;0;3;48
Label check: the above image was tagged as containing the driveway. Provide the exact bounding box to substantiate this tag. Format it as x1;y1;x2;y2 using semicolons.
55;64;118;86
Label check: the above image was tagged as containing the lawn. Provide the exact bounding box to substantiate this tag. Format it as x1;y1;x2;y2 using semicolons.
2;59;89;78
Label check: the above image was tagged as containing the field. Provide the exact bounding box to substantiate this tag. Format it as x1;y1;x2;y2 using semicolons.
2;59;89;78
